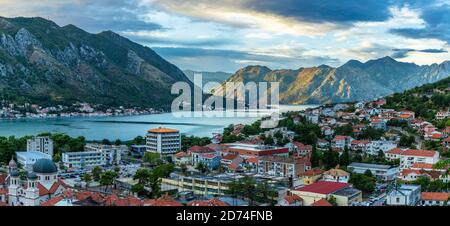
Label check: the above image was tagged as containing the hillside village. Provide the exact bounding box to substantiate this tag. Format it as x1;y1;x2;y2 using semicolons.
0;78;449;207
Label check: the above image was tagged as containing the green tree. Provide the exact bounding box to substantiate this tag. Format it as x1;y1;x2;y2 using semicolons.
133;168;151;185
114;139;122;146
143;152;162;165
102;139;111;145
131;183;145;196
310;146;321;167
327;196;338;206
196;162;208;174
305;131;318;145
180;163;188;175
323;148;339;170
132;136;146;145
256;181;277;206
349;173;376;194
100;171;118;192
82;173;92;187
339;147;351;167
264;135;275;145
92;166;103;181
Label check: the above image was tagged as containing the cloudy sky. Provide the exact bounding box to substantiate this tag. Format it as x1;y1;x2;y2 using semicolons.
1;0;450;72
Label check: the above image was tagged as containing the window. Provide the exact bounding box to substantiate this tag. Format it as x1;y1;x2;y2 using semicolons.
396;197;400;203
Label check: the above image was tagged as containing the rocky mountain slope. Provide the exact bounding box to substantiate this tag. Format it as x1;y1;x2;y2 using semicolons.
0;17;191;109
216;57;450;104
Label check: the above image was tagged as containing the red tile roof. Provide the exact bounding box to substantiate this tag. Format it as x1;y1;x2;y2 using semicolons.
387;149;437;157
333;136;349;141
188;198;229;206
411;163;434;170
188;146;214;153
175;152;190;158
311;198;333;206
222;154;238;161
148;128;179;133
402;149;437;157
246;157;259;163
351;140;370;145
421;192;449;201
284;195;303;204
143;194;182;206
301;168;324;177
387;148;403;155
295;181;350;195
41;196;64;206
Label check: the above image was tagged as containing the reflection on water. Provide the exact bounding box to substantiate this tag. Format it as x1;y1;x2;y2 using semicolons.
0;105;317;140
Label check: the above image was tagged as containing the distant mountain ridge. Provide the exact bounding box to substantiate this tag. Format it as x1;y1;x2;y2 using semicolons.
216;56;450;104
0;17;191;109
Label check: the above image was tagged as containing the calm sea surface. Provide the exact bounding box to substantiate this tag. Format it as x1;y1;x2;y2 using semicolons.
0;105;317;140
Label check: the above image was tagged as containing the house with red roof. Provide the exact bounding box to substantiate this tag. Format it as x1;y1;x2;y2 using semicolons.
299;169;324;185
399;169;443;181
311;198;333;206
174;151;191;166
188;198;229;206
257;156;311;179
278;194;303;206
386;149;440;169
421;192;449;206
290;181;362;206
350;140;370;152
287;142;313;158
331;135;353;150
189;146;217;167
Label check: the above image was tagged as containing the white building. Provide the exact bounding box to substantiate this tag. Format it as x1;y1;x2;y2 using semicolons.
386;184;421;206
322;168;350;183
62;150;104;169
146;128;181;157
386;149;440;169
331;136;353;150
7;159;66;206
16;151;52;171
62;144;123;168
347;163;398;181
366;140;397;156
27;136;54;157
85;143;124;166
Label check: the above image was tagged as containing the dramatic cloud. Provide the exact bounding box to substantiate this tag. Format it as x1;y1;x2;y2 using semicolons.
1;0;449;71
242;0;392;23
390;2;450;43
0;0;163;33
391;48;448;59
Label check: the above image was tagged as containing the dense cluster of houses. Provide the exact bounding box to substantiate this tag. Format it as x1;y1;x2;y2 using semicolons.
0;102;158;119
168;97;450;206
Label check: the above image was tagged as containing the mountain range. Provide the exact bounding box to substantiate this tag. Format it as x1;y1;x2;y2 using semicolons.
0;17;191;109
217;57;450;104
183;70;232;94
1;17;449;109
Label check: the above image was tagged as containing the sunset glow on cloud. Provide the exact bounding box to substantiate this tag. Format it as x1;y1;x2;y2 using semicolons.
2;0;450;71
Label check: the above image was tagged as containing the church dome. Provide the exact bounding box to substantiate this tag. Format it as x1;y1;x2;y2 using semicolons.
9;158;17;168
27;172;38;180
33;159;58;174
10;169;20;177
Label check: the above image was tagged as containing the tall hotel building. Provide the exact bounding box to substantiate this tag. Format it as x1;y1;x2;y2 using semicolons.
146;128;181;157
